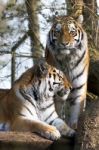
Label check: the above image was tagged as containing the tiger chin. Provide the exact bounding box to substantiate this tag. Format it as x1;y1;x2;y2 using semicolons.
0;58;75;140
45;15;89;129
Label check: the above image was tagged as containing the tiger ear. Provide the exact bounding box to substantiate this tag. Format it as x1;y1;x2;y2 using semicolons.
35;59;48;78
55;11;59;17
52;11;59;22
73;14;84;24
76;14;84;24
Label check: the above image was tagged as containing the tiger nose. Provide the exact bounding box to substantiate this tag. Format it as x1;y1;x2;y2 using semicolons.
61;42;69;46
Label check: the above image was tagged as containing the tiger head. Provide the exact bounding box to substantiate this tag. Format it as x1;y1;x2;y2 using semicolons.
47;15;87;55
33;58;71;99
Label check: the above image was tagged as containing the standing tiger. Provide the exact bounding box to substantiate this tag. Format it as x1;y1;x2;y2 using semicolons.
45;15;89;129
0;59;75;140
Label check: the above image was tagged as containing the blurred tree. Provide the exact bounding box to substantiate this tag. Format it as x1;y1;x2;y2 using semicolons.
8;0;17;6
0;0;30;87
84;0;99;49
25;0;44;64
66;0;84;16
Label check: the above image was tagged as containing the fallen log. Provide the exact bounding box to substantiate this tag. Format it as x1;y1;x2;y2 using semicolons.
0;131;74;150
0;132;52;150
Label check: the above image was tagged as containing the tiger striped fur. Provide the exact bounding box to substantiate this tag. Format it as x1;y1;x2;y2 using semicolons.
45;15;89;129
0;59;75;140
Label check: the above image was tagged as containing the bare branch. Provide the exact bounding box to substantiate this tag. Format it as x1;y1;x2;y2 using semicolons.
11;32;28;53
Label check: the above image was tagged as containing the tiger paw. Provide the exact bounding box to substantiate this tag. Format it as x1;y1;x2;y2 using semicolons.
65;128;76;137
60;125;76;138
68;120;78;130
41;125;61;140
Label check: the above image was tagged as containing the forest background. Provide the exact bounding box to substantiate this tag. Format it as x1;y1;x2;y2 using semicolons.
0;0;99;89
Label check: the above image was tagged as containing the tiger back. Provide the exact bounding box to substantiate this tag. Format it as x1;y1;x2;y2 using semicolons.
45;15;89;129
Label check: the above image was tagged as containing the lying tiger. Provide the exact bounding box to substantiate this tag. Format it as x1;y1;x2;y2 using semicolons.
0;59;75;140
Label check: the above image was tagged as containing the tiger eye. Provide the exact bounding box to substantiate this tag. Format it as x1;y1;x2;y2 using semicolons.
55;23;61;32
70;31;77;36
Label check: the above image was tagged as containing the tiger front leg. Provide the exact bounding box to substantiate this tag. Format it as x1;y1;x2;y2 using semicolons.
11;117;61;140
68;96;86;129
51;118;75;137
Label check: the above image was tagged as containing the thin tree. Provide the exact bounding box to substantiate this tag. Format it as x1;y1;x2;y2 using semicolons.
25;0;44;64
84;0;99;49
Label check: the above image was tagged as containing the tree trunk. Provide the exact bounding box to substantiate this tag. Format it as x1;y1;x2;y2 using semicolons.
74;94;99;150
8;0;16;6
83;0;99;49
88;50;99;96
11;51;16;86
25;0;43;64
66;0;84;16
